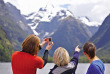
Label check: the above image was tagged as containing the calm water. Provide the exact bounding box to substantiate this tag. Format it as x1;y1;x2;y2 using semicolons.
0;63;109;74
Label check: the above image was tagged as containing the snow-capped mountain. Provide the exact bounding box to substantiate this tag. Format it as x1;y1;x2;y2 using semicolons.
26;5;74;22
24;4;100;40
79;16;101;27
79;16;100;35
25;4;74;36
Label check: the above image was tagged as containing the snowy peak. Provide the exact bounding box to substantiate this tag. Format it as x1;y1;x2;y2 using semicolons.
25;5;74;35
79;16;100;27
26;4;74;22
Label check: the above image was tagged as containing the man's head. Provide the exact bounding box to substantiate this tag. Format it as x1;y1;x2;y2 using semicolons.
83;42;96;59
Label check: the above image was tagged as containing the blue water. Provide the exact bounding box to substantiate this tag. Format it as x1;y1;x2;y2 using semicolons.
0;63;109;74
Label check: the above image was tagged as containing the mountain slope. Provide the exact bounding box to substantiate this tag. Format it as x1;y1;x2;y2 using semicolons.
0;24;13;62
87;26;99;35
50;16;92;56
90;14;110;62
0;0;27;51
6;2;33;34
35;14;65;39
90;14;110;48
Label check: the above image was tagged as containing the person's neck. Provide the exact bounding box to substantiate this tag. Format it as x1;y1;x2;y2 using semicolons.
88;56;99;63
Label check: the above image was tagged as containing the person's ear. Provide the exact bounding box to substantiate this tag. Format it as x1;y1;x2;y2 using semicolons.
95;48;96;52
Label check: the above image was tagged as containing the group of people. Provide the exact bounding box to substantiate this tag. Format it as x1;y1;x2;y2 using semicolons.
11;34;105;74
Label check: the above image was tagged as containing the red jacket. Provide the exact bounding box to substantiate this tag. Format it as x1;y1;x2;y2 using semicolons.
11;51;44;74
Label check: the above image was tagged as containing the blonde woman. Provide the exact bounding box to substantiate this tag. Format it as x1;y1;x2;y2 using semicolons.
49;45;80;74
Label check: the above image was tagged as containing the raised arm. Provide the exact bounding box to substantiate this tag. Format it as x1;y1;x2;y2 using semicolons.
40;38;53;67
70;45;80;68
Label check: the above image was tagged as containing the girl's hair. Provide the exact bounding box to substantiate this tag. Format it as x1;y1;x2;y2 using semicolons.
22;34;40;55
53;47;70;66
83;42;96;59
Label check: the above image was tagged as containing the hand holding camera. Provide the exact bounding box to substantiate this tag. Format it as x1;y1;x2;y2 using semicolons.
46;37;53;51
40;37;53;50
46;42;54;51
40;38;48;48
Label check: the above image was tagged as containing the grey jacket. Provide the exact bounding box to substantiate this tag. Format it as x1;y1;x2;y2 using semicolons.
49;51;79;74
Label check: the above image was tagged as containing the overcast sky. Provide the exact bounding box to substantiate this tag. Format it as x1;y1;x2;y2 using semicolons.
4;0;110;24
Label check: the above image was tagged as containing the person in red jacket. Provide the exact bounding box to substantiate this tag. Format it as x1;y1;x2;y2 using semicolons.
11;34;53;74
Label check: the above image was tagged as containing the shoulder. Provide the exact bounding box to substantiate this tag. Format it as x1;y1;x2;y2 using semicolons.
11;51;21;63
89;62;97;69
87;60;103;74
88;61;101;70
49;65;58;74
50;64;75;74
33;56;44;64
91;60;104;68
33;56;43;62
12;51;20;56
12;51;19;54
87;63;97;74
33;56;44;69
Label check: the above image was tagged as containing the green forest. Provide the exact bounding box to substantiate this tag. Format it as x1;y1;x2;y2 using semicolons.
0;25;13;62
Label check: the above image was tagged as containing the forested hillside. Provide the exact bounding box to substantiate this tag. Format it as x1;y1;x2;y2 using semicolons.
0;25;13;61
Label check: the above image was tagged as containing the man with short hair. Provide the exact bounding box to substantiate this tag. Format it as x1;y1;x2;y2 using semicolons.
83;42;105;74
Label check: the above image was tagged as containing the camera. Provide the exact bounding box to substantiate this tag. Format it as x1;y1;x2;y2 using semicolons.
49;37;52;42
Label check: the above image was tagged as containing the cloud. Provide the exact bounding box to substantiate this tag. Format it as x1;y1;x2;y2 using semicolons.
60;4;71;8
90;1;110;22
68;0;110;23
4;0;49;14
3;0;110;23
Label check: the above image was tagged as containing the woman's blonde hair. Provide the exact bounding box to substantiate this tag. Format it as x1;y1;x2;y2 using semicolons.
22;34;40;55
53;47;70;66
